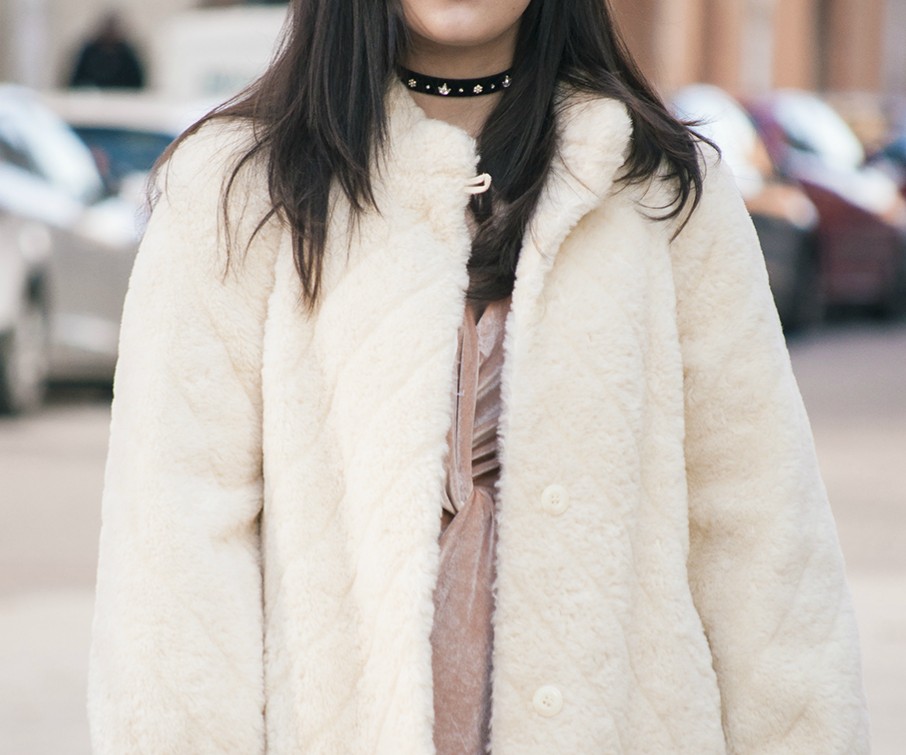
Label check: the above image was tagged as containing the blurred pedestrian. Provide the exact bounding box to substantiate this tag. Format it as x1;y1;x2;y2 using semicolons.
69;11;145;90
86;0;870;752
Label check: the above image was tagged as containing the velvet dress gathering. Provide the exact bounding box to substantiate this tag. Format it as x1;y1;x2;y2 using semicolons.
433;294;511;754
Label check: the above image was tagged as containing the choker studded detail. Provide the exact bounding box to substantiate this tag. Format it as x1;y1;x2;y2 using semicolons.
399;68;513;97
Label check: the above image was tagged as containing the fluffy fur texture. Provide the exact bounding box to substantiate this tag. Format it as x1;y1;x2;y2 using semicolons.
88;83;869;753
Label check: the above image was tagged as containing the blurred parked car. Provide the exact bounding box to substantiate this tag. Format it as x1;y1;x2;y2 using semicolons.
748;89;906;315
0;204;50;412
42;90;212;220
0;84;140;413
672;85;822;330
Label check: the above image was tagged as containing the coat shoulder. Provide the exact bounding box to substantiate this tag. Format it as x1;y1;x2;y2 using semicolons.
151;116;281;264
140;116;281;304
155;117;271;232
666;144;760;273
159;117;260;192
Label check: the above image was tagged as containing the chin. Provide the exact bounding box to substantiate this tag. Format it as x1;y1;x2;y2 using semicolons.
403;0;530;49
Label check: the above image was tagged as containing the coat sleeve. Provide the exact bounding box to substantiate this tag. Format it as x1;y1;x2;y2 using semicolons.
670;154;870;753
87;124;276;754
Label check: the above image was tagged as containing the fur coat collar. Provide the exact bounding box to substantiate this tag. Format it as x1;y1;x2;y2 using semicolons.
87;82;869;754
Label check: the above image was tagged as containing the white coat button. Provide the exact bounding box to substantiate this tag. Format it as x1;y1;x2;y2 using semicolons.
532;684;563;717
540;484;570;515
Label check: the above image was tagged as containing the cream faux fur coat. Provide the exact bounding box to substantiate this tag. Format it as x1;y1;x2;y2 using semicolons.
88;84;869;754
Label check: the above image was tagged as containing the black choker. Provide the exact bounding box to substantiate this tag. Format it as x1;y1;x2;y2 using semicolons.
399;67;512;97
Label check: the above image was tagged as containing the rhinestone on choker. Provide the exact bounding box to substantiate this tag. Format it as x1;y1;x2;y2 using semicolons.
399;67;513;97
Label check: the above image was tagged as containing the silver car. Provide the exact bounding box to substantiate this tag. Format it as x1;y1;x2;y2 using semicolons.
0;85;140;413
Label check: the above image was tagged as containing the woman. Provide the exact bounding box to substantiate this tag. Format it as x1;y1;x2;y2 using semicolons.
87;0;869;752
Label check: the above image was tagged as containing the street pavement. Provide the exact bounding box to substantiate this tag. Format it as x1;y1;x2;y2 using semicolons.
1;322;904;754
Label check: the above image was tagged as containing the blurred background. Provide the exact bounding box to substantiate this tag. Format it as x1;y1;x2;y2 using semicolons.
0;0;903;752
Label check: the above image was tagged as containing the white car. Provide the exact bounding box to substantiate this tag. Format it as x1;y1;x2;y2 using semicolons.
0;85;141;412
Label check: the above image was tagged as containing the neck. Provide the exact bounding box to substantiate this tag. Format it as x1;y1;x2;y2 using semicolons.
402;29;518;138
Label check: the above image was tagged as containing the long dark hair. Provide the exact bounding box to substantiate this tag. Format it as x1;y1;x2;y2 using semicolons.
161;0;709;309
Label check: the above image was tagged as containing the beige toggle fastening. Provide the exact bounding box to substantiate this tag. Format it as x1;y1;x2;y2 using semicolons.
465;173;493;195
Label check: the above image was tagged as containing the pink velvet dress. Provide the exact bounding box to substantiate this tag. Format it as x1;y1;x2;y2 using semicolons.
431;294;511;755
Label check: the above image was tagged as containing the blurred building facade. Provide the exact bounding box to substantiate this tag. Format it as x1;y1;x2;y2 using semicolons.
612;0;900;96
1;0;905;97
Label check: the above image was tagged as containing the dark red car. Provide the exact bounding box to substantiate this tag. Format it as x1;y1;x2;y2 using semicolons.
748;89;906;316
